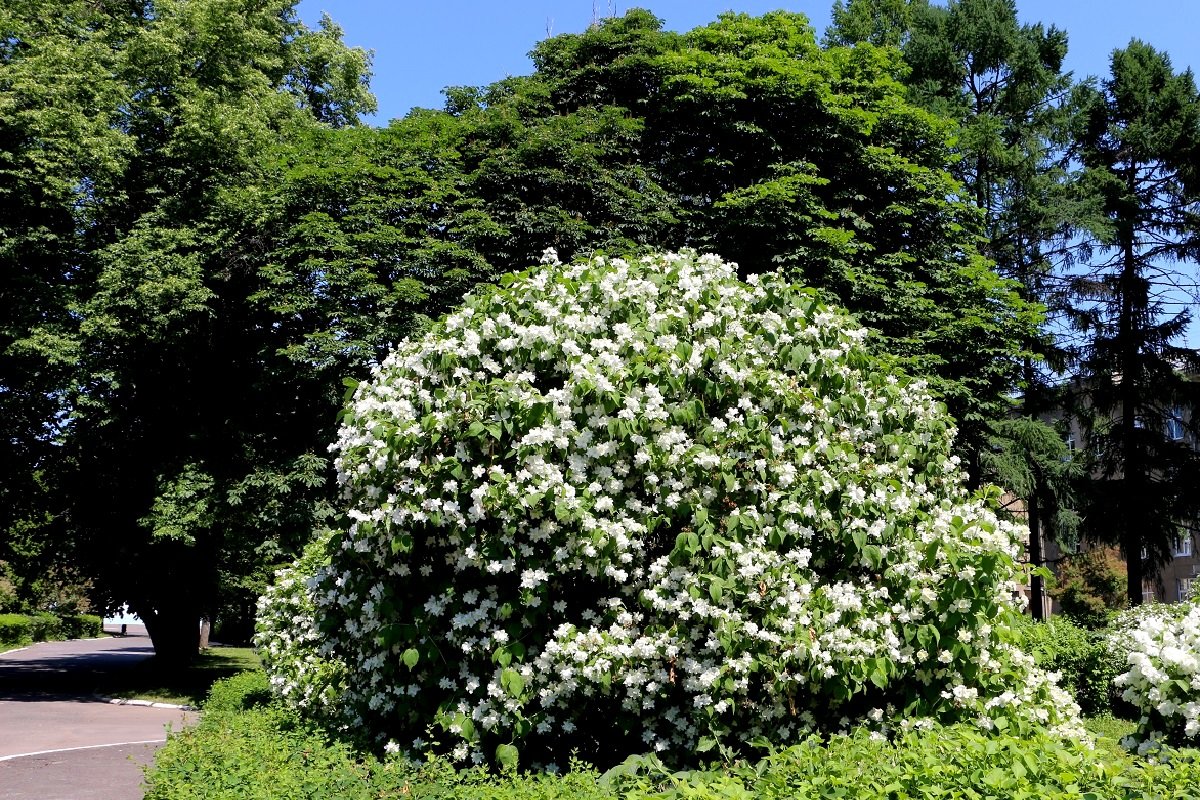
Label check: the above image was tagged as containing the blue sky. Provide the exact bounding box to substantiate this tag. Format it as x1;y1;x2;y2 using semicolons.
294;1;1199;125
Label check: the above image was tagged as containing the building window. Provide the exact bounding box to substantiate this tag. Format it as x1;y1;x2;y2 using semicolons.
1175;536;1194;558
1060;431;1078;464
1178;577;1195;602
1143;583;1158;603
1167;407;1186;441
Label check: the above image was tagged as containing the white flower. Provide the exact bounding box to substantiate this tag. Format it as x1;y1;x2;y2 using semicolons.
258;250;1082;764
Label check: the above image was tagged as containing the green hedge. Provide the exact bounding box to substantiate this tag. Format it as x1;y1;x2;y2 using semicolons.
0;613;34;647
146;674;1200;800
1014;615;1129;717
0;611;102;649
58;613;103;639
147;672;614;800
203;671;275;714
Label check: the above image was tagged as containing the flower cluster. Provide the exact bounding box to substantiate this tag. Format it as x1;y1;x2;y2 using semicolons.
1111;599;1200;751
255;530;347;718
256;250;1081;767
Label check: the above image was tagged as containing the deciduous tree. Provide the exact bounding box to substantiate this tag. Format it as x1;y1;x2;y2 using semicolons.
3;0;373;661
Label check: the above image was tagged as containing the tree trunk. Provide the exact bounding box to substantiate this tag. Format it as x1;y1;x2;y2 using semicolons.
1028;492;1045;620
1118;166;1144;607
139;601;202;665
1123;524;1144;607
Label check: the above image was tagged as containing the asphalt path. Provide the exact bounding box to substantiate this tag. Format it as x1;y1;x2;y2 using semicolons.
0;630;196;799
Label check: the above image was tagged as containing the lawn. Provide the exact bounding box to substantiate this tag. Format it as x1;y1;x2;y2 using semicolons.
99;644;262;707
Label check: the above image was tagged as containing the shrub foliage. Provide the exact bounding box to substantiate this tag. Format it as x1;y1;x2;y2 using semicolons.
146;676;1200;800
1050;546;1128;628
0;611;101;648
1015;615;1127;717
258;251;1080;766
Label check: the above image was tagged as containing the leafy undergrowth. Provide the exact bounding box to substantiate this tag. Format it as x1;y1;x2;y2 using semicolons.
146;674;1200;800
103;646;261;707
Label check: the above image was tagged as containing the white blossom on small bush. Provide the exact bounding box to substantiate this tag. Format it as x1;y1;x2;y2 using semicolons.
1111;599;1200;751
256;250;1082;766
255;530;347;717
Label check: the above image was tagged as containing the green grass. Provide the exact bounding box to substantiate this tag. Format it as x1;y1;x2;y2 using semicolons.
1083;714;1137;740
1083;715;1138;761
99;645;262;707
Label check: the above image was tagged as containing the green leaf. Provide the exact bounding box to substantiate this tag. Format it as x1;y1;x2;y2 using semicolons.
496;743;519;770
674;531;700;558
708;577;724;604
501;667;525;698
851;528;867;551
459;717;475;740
916;625;939;650
402;648;420;669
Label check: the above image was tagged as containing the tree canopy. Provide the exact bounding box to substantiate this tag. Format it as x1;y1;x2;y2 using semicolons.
11;1;1200;661
1;0;374;658
280;9;1039;463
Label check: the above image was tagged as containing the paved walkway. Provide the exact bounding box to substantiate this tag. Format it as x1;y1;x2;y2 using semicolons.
0;631;196;800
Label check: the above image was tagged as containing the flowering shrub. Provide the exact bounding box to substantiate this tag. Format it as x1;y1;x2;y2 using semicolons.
1111;599;1200;751
255;530;347;717
257;250;1081;767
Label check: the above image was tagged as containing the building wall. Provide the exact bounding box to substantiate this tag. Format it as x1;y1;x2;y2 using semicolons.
1146;531;1200;603
1040;403;1199;609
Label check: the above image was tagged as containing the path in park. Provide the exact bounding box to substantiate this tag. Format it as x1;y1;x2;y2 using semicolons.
0;629;196;800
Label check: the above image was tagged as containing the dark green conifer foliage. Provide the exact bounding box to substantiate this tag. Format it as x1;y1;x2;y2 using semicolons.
907;0;1084;614
825;0;921;48
1071;41;1200;606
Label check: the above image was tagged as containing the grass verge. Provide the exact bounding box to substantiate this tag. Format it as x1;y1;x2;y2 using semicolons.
99;645;261;707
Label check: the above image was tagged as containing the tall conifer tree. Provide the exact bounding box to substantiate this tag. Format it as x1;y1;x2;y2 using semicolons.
1072;41;1200;605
